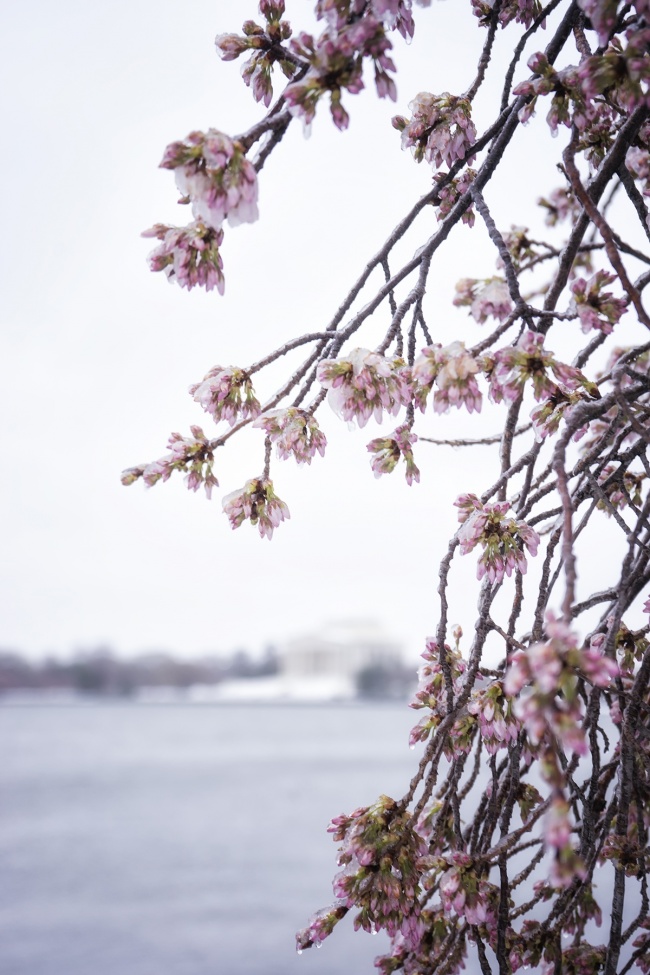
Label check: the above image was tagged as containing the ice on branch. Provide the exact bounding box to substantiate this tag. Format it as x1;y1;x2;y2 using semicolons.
570;270;628;335
285;16;397;131
253;408;327;464
222;476;289;538
453;277;512;324
317;348;411;427
142;222;225;293
160;129;258;230
296;904;347;952
121;426;218;499
454;493;540;584
189;366;261;427
412;341;482;414
366;424;420;484
393;92;477;168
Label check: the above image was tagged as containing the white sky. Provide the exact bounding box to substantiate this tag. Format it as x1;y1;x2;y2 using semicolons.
3;0;634;661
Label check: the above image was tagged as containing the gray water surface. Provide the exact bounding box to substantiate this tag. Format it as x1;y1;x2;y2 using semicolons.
0;702;417;975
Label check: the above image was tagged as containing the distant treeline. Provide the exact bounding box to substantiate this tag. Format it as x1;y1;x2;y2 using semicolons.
0;647;279;696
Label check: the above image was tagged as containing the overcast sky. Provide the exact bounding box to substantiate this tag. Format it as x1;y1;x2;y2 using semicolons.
2;0;605;661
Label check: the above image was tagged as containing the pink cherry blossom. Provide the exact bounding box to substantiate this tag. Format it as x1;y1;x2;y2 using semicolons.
366;424;419;484
285;16;396;131
505;614;617;761
222;476;290;539
454;494;540;585
467;680;520;754
121;426;218;499
296;904;347;951
472;0;543;28
627;144;650;197
253;408;327;464
393;91;477;168
452;277;512;324
570;270;628;335
142;221;225;293
537;186;579;226
318;348;411;427
310;795;427;951
160;129;258;230
488;331;584;405
577;30;650;114
412;342;482;414
189;366;261;427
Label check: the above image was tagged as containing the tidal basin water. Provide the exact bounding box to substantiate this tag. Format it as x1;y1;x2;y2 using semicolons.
0;702;418;975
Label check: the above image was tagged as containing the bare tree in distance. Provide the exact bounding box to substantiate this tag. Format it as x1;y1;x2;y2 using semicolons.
124;1;650;971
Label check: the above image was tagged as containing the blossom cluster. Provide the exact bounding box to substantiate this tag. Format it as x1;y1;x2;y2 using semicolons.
627;143;650;198
142;222;225;293
222;476;289;538
597;463;645;513
285;16;396;131
577;0;620;46
529;385;591;442
467;680;520;754
121;426;218;498
577;30;650;115
296;795;428;951
189;366;261;427
504;614;618;757
514;53;587;134
613;622;648;676
315;0;423;41
599;801;650;877
437;852;498;929
412;341;482;415
454;493;540;585
570;270;628;335
366;424;420;484
498;225;543;274
160;128;258;231
253;408;327;464
453;277;513;324
515;34;650;161
633;919;650;975
512;53;614;166
409;637;474;757
485;330;585;406
393;92;477;169
317;348;411;427
216;0;296;108
471;0;544;29
537;186;579;227
434;168;477;226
